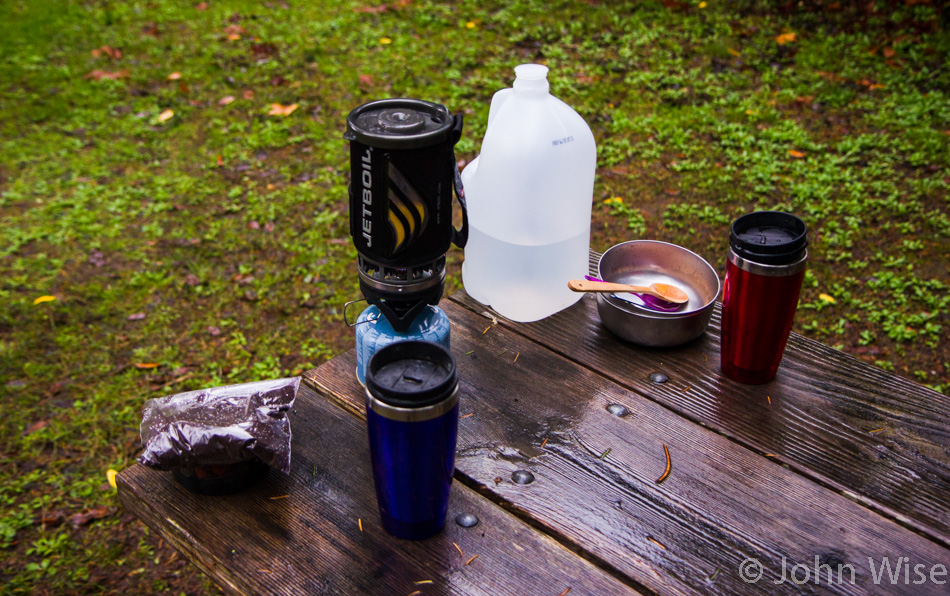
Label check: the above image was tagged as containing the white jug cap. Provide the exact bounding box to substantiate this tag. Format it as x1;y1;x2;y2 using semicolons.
513;64;549;92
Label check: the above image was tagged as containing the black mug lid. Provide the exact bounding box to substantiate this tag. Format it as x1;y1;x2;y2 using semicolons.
366;340;458;408
730;211;807;265
345;99;454;149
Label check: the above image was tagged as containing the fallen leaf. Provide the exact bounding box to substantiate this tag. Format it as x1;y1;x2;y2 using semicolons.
35;511;65;527
354;4;389;13
727;48;742;56
264;221;275;232
69;506;114;529
91;45;122;60
184;273;201;286
127;312;146;321
819;293;836;304
84;69;130;81
868;84;886;90
106;469;118;490
251;42;279;58
219;95;236;105
882;47;896;58
33;295;56;305
134;362;161;369
195;2;209;10
224;24;245;41
775;32;797;45
268;103;298;116
23;420;50;436
607;165;630;176
178;81;190;94
242;89;255;100
157;109;175;123
788;149;805;158
359;74;374;87
167;72;181;80
380;37;392;45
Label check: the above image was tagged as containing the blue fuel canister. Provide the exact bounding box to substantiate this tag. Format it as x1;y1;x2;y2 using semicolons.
355;304;451;386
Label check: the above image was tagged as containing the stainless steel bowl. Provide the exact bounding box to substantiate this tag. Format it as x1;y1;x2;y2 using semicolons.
595;240;720;347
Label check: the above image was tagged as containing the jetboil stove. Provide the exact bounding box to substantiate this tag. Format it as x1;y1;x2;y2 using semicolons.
344;99;467;331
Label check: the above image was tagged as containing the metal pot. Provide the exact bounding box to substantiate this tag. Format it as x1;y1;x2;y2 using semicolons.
595;241;720;347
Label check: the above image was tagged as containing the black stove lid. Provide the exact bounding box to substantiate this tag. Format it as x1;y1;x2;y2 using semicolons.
345;98;454;149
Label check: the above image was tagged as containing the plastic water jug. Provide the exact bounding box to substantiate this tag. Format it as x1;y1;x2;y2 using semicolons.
461;64;596;322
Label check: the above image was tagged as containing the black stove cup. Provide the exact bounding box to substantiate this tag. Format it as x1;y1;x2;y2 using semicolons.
345;99;467;331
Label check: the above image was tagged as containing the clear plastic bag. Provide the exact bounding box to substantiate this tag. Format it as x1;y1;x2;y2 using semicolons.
138;377;300;474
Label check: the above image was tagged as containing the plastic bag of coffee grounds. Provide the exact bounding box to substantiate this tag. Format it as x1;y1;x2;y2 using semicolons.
138;377;300;475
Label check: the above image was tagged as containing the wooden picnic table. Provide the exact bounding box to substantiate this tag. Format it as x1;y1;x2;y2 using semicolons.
117;252;950;595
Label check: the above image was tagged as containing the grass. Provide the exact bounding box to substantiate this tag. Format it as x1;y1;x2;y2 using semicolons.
1;0;947;593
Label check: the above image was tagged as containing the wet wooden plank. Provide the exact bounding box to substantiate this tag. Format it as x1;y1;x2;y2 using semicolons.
117;383;643;596
451;260;950;547
307;305;950;596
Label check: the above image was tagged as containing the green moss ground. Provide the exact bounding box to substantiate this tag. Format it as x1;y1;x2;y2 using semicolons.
1;1;947;593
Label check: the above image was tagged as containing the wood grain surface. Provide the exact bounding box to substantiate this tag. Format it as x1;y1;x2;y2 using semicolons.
307;303;950;596
117;383;643;596
448;251;950;547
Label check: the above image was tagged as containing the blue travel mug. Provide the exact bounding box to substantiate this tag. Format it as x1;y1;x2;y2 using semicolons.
365;340;459;540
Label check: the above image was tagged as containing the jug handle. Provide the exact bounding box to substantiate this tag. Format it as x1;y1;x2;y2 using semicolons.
449;114;468;249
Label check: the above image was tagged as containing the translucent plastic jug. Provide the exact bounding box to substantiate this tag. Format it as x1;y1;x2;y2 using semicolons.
461;64;596;322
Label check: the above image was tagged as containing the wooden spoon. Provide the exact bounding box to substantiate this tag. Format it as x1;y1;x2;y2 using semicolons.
568;278;690;304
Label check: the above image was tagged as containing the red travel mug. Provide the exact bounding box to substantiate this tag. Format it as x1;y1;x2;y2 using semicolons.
720;212;808;384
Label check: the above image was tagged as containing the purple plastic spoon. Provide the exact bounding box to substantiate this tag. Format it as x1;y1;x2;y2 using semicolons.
583;275;684;312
